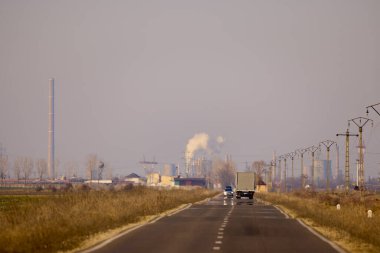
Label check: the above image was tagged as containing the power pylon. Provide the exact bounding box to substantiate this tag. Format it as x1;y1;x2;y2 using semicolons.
270;159;276;192
348;117;373;192
336;129;358;193
139;156;158;175
296;149;308;189
320;140;336;192
307;146;320;190
282;155;287;192
271;152;276;191
287;152;297;191
277;155;287;192
277;157;282;192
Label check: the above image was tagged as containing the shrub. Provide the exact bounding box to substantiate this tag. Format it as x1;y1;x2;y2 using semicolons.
79;184;91;192
47;185;57;192
123;183;134;191
61;183;73;192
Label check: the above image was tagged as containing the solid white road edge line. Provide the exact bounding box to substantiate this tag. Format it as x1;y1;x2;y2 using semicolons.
273;205;289;219
167;203;192;217
258;197;346;253
79;203;193;253
80;223;146;253
297;219;347;253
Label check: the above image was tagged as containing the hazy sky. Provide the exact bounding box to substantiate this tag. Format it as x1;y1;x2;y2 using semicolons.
1;0;380;177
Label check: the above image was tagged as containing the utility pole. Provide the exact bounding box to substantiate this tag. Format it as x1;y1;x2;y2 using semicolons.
270;159;276;192
308;146;320;190
337;129;358;194
282;155;287;192
335;143;339;184
320;140;336;192
297;149;308;189
277;155;286;192
272;151;276;192
287;152;296;191
348;117;373;193
277;157;282;193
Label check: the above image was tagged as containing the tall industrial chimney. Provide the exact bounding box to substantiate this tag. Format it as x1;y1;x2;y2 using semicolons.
48;78;55;179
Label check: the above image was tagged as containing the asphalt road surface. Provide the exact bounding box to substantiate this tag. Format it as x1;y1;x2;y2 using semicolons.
86;195;343;253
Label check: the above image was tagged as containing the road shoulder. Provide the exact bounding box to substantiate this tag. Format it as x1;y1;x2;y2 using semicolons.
63;203;192;253
256;198;348;253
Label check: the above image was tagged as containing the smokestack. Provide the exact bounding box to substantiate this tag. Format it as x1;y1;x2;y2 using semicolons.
48;78;55;179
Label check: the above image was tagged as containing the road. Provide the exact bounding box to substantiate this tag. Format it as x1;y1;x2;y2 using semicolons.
86;195;343;253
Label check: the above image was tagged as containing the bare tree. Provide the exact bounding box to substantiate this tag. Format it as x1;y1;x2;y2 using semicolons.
252;160;265;181
212;159;236;188
86;154;98;181
0;155;9;185
14;157;23;181
36;159;47;180
21;157;34;184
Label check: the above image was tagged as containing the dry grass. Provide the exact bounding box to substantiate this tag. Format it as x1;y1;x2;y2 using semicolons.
257;191;380;253
0;186;217;253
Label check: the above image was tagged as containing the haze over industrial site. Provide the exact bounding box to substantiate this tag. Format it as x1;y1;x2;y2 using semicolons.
1;0;380;179
1;2;380;253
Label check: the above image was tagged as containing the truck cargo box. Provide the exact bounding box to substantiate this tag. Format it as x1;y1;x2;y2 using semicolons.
235;172;255;199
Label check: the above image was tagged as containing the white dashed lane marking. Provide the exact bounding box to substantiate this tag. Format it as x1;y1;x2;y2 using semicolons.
213;206;234;251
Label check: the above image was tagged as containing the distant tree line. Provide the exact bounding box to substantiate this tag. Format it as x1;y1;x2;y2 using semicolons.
0;153;110;181
0;156;48;182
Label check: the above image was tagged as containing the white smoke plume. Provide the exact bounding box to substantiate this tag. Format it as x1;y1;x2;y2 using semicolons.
185;133;209;165
216;136;225;144
209;135;225;155
185;133;225;165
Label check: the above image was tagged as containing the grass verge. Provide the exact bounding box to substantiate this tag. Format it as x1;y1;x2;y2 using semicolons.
256;191;380;253
0;186;218;253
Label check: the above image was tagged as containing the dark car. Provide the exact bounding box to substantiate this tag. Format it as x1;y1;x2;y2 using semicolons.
223;186;234;197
